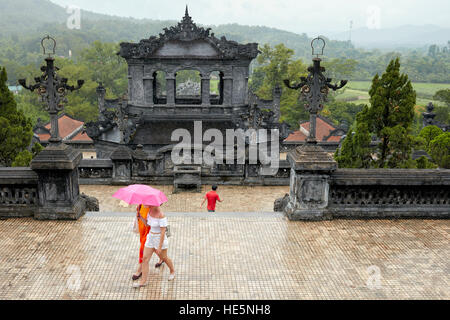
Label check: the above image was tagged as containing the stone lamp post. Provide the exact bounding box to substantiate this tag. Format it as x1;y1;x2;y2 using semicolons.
18;35;87;220
282;37;347;220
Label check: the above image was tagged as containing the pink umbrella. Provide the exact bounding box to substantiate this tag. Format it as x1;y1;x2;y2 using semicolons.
112;184;168;206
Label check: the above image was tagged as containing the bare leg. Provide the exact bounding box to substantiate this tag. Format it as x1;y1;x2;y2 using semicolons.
159;249;175;274
134;263;142;276
140;247;155;285
154;252;165;267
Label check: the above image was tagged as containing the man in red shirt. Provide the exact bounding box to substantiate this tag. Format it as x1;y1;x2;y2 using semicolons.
201;185;223;212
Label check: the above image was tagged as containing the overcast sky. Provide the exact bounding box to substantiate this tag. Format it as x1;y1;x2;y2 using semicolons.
50;0;450;35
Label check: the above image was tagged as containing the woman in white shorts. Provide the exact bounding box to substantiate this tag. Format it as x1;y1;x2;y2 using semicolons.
133;205;175;287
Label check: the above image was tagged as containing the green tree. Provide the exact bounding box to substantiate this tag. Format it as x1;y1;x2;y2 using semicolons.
418;125;443;151
433;89;450;106
12;42;129;124
366;58;416;168
323;58;358;81
0;66;33;167
11;150;32;167
13;142;44;167
428;132;450;168
322;100;365;127
382;125;416;168
415;156;437;169
250;44;309;128
334;108;372;168
79;41;128;99
434;105;450;125
336;58;417;169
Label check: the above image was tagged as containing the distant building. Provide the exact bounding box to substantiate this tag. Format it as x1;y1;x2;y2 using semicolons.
284;116;346;143
33;113;96;159
279;116;347;159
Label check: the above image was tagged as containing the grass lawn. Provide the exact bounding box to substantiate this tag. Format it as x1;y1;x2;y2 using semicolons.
346;81;449;99
335;81;449;109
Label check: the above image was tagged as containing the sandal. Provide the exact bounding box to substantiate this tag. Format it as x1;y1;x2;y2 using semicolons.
132;281;148;288
132;272;142;281
155;261;164;268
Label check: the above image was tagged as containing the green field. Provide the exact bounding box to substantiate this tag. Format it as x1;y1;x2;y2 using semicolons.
335;81;449;108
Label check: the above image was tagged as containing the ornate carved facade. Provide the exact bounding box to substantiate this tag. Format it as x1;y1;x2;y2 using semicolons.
85;7;291;182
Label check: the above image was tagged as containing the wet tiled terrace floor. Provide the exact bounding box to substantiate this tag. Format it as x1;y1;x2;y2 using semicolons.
0;211;448;299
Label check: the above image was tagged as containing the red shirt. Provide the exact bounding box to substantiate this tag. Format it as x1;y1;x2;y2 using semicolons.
205;191;221;211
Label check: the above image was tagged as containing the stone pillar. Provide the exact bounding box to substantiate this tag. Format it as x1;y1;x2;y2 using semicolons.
30;143;86;220
201;77;210;106
223;76;233;106
143;76;154;106
96;83;106;121
166;75;176;105
110;145;133;184
130;64;144;104
272;85;282;123
127;75;133;101
283;143;337;221
232;66;248;105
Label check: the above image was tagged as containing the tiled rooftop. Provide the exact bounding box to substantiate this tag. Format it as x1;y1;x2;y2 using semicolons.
36;114;93;143
285;116;342;142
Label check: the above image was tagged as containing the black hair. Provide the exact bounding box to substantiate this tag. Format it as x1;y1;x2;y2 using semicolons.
212;185;218;191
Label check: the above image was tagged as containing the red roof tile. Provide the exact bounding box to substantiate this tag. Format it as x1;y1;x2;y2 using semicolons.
284;130;307;142
37;133;50;141
36;114;92;143
71;131;93;142
284;117;342;142
44;115;83;139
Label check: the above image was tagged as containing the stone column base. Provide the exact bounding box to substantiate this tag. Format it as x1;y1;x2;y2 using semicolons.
283;142;337;221
284;201;332;221
34;196;86;220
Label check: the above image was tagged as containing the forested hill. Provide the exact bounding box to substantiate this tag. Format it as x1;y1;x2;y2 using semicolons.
0;0;449;84
0;0;350;56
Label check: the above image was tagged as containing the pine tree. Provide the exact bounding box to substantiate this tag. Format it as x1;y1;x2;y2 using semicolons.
418;125;443;152
0;66;33;167
335;106;372;168
429;132;450;169
366;58;416;167
335;58;417;168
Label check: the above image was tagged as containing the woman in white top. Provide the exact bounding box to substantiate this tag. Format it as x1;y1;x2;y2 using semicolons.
134;205;175;287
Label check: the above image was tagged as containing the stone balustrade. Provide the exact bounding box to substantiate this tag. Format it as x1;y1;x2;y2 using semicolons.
77;157;291;186
0;145;98;220
0;168;39;218
79;159;113;184
327;169;450;218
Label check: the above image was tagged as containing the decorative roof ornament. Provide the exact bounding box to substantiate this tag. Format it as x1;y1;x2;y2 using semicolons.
159;5;212;42
119;7;258;60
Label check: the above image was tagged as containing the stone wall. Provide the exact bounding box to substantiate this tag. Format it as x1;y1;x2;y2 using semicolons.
0;168;39;218
327;169;450;218
77;158;291;186
282;168;450;220
0;158;98;220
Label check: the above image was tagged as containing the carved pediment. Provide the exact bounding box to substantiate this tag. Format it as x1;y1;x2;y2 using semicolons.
154;40;221;58
119;6;259;60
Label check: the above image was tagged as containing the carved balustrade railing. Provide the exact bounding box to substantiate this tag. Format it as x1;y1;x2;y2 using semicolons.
327;169;450;218
78;159;113;183
0;168;39;218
